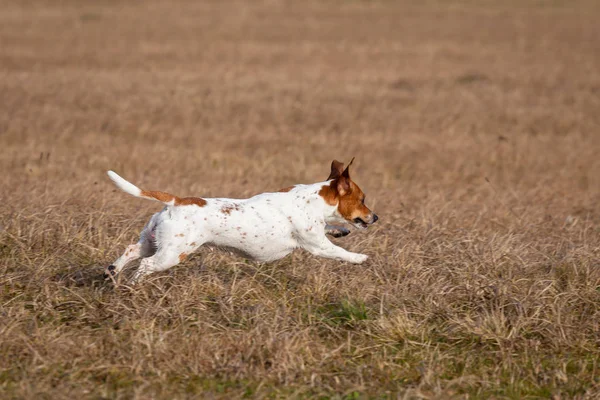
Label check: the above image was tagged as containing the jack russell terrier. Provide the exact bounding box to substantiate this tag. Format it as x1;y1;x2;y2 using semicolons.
106;159;378;282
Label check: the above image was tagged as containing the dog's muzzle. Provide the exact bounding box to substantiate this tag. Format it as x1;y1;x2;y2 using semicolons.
353;214;378;229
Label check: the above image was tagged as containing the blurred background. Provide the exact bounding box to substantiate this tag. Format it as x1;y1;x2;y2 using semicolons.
2;0;598;215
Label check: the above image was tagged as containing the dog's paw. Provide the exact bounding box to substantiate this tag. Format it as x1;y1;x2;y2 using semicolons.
103;265;116;280
327;226;351;238
350;254;369;264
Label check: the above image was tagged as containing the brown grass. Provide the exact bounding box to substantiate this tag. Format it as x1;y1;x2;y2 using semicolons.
1;0;600;398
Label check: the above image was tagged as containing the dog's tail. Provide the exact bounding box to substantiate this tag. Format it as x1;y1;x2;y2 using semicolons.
107;170;197;206
107;171;143;198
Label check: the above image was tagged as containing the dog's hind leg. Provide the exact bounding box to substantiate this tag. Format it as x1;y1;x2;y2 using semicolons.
126;216;206;283
106;242;146;278
129;245;185;284
106;215;159;278
128;232;206;284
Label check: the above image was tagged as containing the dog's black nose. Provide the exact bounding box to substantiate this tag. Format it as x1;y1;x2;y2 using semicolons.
372;214;379;223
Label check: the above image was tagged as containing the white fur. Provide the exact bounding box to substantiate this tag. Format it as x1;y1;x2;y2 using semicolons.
107;170;142;198
107;172;368;283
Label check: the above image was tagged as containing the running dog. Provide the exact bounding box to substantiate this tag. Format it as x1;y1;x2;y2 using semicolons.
106;159;378;282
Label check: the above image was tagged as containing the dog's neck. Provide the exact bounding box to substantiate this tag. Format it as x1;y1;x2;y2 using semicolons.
294;180;342;225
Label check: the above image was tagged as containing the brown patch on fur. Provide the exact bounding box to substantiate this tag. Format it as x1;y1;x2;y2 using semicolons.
278;185;295;193
141;190;175;203
337;181;370;221
176;197;207;207
221;204;240;214
179;253;187;262
175;233;184;237
190;242;197;246
141;190;206;207
319;159;373;222
221;205;233;214
319;182;338;206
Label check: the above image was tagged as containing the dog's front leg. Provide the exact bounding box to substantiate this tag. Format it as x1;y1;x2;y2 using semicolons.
301;235;368;264
325;224;351;238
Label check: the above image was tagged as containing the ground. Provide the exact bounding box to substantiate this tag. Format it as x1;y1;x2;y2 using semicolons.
1;0;600;398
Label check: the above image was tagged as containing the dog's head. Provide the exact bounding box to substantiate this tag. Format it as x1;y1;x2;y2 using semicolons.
319;158;378;229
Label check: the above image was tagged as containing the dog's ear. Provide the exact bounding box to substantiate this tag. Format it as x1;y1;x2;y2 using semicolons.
341;157;354;180
336;158;354;196
327;160;345;180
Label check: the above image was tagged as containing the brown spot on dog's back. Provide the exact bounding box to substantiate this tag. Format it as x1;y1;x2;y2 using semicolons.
176;197;207;207
141;190;206;207
179;253;187;262
221;204;241;214
278;185;295;193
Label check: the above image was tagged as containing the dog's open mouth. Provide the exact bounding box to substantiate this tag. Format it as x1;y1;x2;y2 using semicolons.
352;217;368;229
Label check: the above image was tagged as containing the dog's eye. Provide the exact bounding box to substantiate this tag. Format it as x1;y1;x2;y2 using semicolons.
361;197;365;204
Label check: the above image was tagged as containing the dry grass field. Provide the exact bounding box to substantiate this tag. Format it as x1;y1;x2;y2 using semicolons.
1;0;600;398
